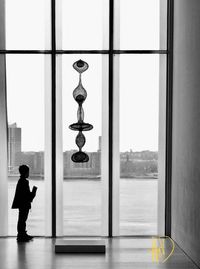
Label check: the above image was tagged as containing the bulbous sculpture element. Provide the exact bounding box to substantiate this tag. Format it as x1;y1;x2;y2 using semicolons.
73;59;89;73
73;78;87;105
76;131;86;150
69;59;93;163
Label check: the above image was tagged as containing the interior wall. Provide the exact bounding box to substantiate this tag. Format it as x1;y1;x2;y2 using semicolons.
0;0;8;236
171;0;200;266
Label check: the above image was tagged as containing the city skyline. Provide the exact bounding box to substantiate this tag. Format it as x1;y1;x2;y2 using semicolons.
8;122;158;154
8;123;158;178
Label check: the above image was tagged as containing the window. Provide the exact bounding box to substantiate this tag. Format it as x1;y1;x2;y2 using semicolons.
0;0;168;236
5;0;50;50
118;54;162;235
60;54;106;235
6;55;49;235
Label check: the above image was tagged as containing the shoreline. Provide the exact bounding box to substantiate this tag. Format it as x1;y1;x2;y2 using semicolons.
8;175;158;181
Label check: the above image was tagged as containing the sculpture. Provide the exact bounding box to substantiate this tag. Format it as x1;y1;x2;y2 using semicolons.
69;59;93;163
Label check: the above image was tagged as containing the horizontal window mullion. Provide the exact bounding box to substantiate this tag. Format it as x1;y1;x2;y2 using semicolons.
0;50;168;55
0;50;52;54
113;50;168;54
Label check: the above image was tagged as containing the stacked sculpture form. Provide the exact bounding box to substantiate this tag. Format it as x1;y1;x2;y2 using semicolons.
55;64;106;253
69;59;93;163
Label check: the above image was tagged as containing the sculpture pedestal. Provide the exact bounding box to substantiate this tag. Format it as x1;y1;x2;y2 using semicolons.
55;239;106;254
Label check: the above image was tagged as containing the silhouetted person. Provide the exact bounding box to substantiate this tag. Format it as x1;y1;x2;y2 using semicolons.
12;165;37;242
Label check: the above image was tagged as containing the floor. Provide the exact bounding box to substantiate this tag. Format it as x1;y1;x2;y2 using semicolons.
0;237;198;269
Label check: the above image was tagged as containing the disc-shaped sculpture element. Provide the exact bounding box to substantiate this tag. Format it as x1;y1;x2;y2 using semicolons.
73;59;89;73
69;122;93;131
73;79;87;104
71;151;89;163
76;131;86;149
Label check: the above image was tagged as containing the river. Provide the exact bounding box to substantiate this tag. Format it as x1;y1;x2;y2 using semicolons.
8;177;158;236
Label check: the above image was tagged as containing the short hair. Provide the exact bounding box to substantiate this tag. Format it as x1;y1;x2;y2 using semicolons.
19;165;29;176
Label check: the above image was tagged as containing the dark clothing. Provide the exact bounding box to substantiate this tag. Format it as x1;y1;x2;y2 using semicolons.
11;178;34;209
11;177;36;236
17;208;29;235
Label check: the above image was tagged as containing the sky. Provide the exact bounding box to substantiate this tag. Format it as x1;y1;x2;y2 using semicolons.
5;0;163;152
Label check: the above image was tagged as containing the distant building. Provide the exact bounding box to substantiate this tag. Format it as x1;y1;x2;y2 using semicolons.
34;152;44;174
16;151;44;175
120;150;158;177
8;123;21;173
63;150;101;178
120;150;158;162
16;152;35;173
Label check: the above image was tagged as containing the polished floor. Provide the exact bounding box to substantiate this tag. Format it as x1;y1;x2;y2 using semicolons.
0;237;198;269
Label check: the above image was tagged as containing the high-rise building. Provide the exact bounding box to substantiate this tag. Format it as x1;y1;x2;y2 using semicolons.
8;123;21;172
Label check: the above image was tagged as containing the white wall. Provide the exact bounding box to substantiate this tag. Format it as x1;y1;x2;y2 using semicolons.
0;0;8;236
171;0;200;266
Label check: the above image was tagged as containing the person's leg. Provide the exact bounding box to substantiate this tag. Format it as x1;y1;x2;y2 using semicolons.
17;208;29;237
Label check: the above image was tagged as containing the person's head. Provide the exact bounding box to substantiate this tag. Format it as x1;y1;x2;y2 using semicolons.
19;165;29;178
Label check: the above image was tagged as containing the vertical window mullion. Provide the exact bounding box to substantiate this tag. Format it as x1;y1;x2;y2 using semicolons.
108;0;114;237
165;0;174;236
51;0;56;237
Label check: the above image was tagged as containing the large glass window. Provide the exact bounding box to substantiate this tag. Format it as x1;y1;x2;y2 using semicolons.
5;0;50;50
116;0;162;50
61;55;104;235
59;0;109;50
0;0;168;237
119;55;160;235
7;55;48;235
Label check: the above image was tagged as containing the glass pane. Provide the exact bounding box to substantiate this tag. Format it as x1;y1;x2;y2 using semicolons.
61;55;105;235
5;0;50;50
116;0;165;50
7;55;48;236
119;54;160;235
59;0;109;50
